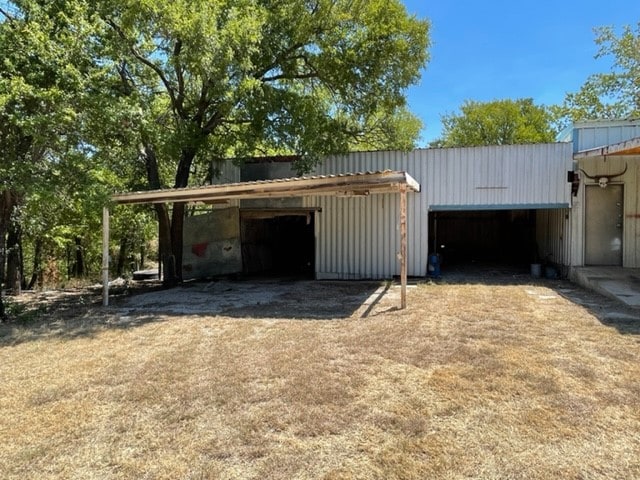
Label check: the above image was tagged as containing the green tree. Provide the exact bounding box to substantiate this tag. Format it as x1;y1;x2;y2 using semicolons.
0;1;115;318
434;98;557;148
93;0;430;284
0;1;88;317
553;23;640;128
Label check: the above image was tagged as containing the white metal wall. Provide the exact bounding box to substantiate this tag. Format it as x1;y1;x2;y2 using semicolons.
311;143;572;209
307;188;426;279
573;119;640;152
306;143;573;279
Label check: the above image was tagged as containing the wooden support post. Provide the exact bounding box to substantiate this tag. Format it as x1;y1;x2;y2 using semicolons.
102;206;110;307
400;184;407;309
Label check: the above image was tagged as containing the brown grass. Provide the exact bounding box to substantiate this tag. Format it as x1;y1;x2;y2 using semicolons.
1;281;640;479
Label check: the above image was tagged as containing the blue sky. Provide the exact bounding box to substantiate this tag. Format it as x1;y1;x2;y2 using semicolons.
403;1;640;145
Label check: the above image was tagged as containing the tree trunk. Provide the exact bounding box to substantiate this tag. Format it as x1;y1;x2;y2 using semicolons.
141;141;178;285
116;236;127;276
156;203;176;284
66;244;71;280
27;237;43;290
19;235;26;290
140;243;146;270
168;146;198;282
170;202;185;282
0;190;17;319
140;139;198;285
72;236;85;277
6;220;22;295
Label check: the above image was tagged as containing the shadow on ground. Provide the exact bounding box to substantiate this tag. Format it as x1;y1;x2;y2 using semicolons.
3;266;639;347
112;279;385;319
0;279;387;347
431;263;640;335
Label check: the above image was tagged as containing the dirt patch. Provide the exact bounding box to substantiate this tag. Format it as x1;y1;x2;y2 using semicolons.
114;279;386;318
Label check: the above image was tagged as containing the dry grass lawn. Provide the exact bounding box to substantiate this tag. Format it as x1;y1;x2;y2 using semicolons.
1;280;640;479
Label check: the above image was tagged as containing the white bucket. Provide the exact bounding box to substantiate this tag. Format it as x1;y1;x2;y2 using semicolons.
530;263;542;278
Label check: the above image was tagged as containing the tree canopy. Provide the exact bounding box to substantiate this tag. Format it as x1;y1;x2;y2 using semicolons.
553;23;640;128
433;98;557;148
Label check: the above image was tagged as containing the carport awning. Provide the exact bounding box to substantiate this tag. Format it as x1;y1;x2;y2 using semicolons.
112;170;420;205
574;136;640;159
104;170;420;310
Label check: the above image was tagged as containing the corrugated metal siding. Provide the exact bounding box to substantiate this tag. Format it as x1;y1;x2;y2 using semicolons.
311;144;572;209
211;161;241;207
571;156;640;267
306;143;572;279
211;160;241;184
307;190;425;279
536;209;571;269
573;120;640;152
422;144;573;208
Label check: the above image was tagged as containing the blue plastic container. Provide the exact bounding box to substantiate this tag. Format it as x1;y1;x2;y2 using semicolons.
427;253;441;277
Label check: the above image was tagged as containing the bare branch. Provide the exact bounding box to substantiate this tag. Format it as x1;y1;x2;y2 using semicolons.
0;7;16;23
262;72;318;82
202;110;223;135
193;78;211;126
105;18;183;118
252;42;306;80
173;38;185;114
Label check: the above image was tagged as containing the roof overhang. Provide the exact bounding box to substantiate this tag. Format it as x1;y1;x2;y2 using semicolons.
574;136;640;159
112;170;420;205
429;203;570;212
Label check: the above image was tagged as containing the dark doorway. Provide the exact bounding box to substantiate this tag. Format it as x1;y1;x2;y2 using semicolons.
428;210;536;267
241;214;315;277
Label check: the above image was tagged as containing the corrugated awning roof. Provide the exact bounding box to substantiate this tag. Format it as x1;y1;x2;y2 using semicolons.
112;170;420;205
574;136;640;159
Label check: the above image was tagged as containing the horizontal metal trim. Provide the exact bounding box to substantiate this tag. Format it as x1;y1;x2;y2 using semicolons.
429;203;570;212
240;207;321;219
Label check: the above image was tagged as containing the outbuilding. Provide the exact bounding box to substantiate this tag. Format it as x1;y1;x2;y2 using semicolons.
104;118;640;305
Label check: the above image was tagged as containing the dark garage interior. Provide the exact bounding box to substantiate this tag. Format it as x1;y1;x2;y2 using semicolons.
240;213;315;277
428;210;536;268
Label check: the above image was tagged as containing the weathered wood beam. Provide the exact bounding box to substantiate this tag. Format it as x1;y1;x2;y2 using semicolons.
400;184;407;310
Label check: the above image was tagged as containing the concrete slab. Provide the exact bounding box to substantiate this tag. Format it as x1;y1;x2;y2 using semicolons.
571;267;640;308
603;311;640;322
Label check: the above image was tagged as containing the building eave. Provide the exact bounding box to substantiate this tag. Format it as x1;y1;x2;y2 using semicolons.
574;136;640;159
111;170;420;205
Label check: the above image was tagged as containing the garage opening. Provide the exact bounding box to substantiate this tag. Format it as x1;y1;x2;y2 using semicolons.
240;211;315;277
428;210;536;268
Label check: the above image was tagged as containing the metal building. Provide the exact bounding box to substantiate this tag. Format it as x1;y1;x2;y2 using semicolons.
567;119;640;273
114;118;640;285
304;143;574;279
